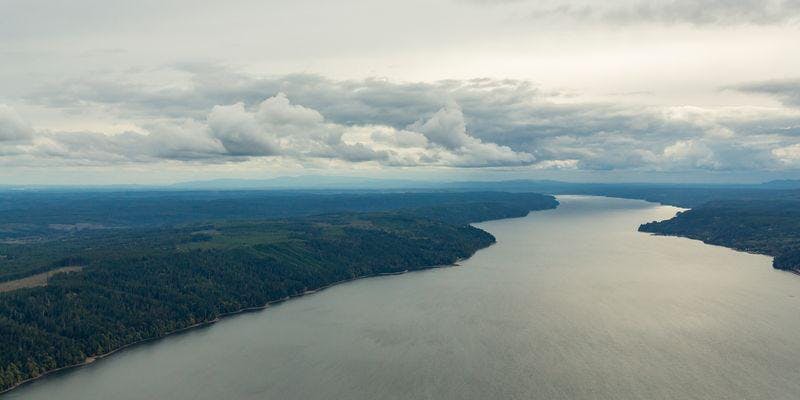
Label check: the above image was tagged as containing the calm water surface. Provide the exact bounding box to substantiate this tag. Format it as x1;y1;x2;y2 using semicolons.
8;196;800;399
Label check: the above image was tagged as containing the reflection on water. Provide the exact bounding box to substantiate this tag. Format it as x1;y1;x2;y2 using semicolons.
7;196;800;400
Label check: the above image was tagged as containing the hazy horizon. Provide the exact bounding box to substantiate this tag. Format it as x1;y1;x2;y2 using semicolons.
3;173;800;189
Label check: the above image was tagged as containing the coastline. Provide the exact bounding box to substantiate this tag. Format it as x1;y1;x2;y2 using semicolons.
637;200;800;275
640;231;800;275
0;253;479;396
0;203;554;396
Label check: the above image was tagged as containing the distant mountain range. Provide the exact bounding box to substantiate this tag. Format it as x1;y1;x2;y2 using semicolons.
3;176;800;192
169;176;432;190
759;179;800;189
170;176;800;191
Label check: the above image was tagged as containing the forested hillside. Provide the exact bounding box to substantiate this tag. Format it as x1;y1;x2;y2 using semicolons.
0;191;558;392
0;190;557;241
639;199;800;273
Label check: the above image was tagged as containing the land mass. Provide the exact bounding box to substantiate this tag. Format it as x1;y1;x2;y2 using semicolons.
482;181;800;274
4;182;800;394
638;199;800;273
0;191;557;393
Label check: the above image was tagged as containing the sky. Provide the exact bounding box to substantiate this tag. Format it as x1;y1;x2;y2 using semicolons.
1;0;800;185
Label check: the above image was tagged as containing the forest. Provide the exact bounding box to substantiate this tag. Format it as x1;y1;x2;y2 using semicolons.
5;182;800;393
639;199;800;273
0;190;557;241
0;191;558;392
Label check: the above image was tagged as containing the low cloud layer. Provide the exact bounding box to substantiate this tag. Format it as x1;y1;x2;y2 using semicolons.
0;86;534;168
3;67;800;174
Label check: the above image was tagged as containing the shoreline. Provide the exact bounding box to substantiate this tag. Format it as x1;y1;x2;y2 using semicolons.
637;203;800;276
640;231;800;275
0;204;543;396
0;255;478;396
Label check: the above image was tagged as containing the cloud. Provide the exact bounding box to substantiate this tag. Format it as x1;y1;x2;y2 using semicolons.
409;104;469;149
142;120;227;160
731;78;800;107
662;139;718;169
0;93;537;168
407;104;534;167
256;93;325;129
772;143;800;165
370;128;429;149
0;105;34;142
464;0;800;26
208;103;276;156
9;67;800;172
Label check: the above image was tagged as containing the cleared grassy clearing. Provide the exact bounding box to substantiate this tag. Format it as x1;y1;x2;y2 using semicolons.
0;266;83;293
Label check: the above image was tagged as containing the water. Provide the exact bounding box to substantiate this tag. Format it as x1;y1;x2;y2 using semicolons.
7;196;800;399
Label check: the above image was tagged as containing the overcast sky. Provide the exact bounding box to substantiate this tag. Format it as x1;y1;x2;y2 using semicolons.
1;0;800;184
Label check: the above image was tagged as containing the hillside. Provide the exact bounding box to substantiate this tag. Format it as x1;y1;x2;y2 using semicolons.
0;192;558;392
639;200;800;273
